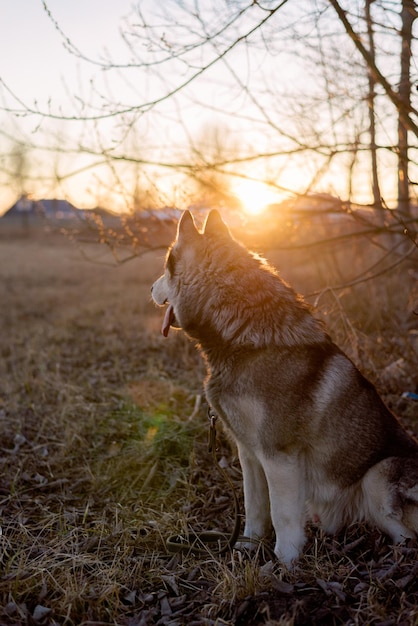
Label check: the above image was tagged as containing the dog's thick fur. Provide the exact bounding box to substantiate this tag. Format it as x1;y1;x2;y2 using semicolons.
152;209;418;566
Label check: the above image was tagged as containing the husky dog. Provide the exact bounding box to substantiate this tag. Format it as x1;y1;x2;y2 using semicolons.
151;209;418;566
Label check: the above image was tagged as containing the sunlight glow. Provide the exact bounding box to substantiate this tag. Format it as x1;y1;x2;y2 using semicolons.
233;180;279;217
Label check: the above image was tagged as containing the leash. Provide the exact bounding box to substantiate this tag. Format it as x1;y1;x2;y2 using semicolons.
166;407;242;556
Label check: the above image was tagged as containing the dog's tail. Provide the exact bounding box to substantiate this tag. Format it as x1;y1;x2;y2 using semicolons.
362;456;418;542
398;457;418;534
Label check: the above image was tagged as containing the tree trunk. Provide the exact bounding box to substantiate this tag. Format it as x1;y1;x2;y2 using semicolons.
397;0;416;216
365;0;382;214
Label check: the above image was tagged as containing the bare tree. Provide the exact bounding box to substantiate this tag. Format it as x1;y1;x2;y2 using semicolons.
0;0;418;233
365;0;383;212
328;0;418;213
397;0;417;216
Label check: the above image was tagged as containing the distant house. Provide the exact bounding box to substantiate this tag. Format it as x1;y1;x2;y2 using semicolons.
0;197;125;236
2;196;80;221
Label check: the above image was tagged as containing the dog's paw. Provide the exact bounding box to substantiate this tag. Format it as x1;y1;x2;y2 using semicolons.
234;536;262;552
274;541;301;569
234;536;276;562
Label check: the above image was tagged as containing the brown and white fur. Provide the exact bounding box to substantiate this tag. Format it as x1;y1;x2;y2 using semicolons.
151;209;418;566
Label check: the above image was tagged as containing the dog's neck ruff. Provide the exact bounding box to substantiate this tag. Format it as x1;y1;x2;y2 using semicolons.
198;301;328;353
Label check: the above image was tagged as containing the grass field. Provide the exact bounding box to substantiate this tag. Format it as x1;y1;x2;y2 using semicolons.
0;225;417;625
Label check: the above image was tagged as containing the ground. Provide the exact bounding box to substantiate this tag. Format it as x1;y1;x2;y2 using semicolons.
0;228;417;625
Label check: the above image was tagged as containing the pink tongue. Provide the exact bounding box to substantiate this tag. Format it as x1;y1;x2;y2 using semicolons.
161;304;175;337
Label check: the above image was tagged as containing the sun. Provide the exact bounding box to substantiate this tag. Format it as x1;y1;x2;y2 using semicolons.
233;179;278;217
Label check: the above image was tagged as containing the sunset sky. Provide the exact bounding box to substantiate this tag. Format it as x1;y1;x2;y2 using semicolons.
0;1;134;110
0;2;128;211
0;1;409;216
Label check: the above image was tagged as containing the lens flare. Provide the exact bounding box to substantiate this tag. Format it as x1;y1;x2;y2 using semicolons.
233;180;278;217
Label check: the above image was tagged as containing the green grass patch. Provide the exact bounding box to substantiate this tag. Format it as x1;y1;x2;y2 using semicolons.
92;402;202;504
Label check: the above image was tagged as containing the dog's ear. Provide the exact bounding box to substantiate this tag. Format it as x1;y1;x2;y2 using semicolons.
203;210;231;239
177;210;199;240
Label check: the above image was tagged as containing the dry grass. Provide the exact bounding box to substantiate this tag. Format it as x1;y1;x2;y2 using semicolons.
0;227;417;625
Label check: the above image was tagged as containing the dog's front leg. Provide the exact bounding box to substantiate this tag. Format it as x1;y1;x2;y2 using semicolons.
262;453;307;567
237;442;271;548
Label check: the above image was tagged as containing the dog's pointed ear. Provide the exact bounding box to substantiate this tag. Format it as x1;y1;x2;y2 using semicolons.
203;210;231;239
177;210;199;240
